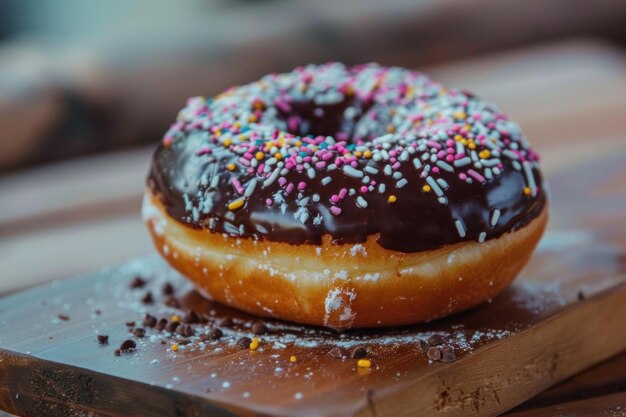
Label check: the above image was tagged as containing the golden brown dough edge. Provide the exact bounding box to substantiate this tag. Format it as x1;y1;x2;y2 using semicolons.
143;189;548;330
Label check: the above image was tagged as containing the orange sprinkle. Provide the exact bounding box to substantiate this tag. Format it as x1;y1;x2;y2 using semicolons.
227;163;236;171
523;187;532;196
255;151;264;160
274;153;283;160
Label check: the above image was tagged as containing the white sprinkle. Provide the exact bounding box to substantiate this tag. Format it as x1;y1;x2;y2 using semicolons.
312;194;320;202
436;161;454;172
512;161;522;171
453;157;471;167
396;178;408;188
479;232;487;243
244;179;257;198
307;167;316;179
523;161;537;196
210;174;220;189
503;150;519;160
491;209;501;227
222;381;231;389
343;165;363;178
426;176;443;196
263;168;281;188
356;196;368;208
294;392;304;400
383;165;392;176
321;176;332;186
399;150;409;161
364;166;379;174
327;164;337;171
378;183;386;193
455;219;466;238
436;178;448;189
412;158;423;169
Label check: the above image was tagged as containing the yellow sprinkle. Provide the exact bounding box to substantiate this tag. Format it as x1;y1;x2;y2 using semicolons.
171;315;180;323
357;359;371;369
454;134;464;142
248;115;257;123
295;141;302;147
388;195;397;203
274;153;283;160
354;151;363;157
289;355;297;363
228;198;245;211
249;337;259;350
479;149;491;159
255;151;264;160
227;163;236;171
523;187;532;196
422;185;431;192
171;344;179;352
233;122;241;129
364;150;372;158
223;139;232;147
453;111;467;120
386;124;395;133
238;134;247;141
468;142;477;150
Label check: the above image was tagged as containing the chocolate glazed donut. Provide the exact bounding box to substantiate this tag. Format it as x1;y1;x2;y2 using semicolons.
144;63;548;329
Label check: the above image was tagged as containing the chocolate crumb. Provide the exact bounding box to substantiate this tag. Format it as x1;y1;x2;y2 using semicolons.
162;282;174;295
141;291;154;305
328;347;345;359
428;334;445;346
176;324;195;338
97;335;109;345
418;339;429;350
207;328;223;340
160;340;167;345
114;349;121;356
130;276;147;289
578;291;585;301
119;339;136;351
133;328;146;338
440;346;457;363
251;322;268;335
94;309;102;315
143;314;157;328
176;339;191;346
156;318;168;332
58;314;70;321
165;296;181;309
236;337;252;349
125;321;135;327
184;310;200;324
166;321;180;333
220;317;234;328
119;339;137;353
350;346;368;359
427;346;442;361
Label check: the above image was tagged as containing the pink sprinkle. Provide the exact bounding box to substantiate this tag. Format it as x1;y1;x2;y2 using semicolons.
330;206;342;216
360;186;368;193
446;155;454;162
231;178;244;195
459;173;467;180
285;183;294;194
432;167;440;174
392;162;401;170
298;182;307;190
288;116;300;132
338;188;348;199
331;195;340;204
266;198;273;206
315;161;326;169
467;169;486;183
426;140;442;149
278;177;287;186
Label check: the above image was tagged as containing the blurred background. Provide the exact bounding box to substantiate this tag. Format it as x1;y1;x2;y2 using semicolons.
2;0;626;293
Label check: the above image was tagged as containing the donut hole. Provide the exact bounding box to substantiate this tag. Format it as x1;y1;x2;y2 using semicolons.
276;97;373;143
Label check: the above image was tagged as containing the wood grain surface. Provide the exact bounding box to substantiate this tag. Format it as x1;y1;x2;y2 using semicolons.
1;40;626;416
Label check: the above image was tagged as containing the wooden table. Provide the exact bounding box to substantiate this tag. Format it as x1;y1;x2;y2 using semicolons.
1;39;626;415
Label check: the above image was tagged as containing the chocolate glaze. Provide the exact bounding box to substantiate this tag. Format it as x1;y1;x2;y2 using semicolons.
148;64;546;253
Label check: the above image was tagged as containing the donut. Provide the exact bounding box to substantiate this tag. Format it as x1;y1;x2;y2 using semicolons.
143;63;547;330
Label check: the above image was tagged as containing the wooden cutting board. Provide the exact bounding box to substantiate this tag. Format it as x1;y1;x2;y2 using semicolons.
1;150;626;417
